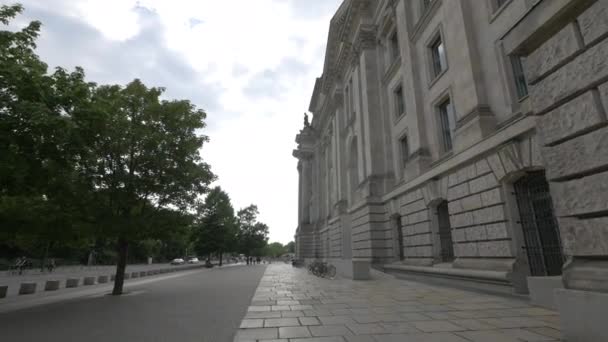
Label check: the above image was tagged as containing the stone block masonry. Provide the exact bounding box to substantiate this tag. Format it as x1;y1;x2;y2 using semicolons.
513;1;608;340
234;264;563;342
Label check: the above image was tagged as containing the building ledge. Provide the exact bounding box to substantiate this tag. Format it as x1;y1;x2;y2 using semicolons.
383;263;510;284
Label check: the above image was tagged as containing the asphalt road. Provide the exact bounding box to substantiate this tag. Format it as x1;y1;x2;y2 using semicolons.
0;264;266;342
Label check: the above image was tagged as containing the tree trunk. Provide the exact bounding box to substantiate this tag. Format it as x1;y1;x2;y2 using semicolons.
112;237;129;296
219;252;223;267
41;241;50;272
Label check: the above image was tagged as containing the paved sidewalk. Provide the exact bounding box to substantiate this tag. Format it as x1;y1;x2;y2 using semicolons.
234;264;562;342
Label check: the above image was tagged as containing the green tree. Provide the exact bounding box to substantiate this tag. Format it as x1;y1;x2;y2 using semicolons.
192;186;237;266
0;5;94;265
74;80;215;295
237;205;269;262
285;241;295;254
263;242;286;258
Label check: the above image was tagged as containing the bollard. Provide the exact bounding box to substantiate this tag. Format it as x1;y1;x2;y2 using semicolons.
140;271;147;277
44;280;61;291
131;272;139;278
19;282;37;295
83;276;96;286
97;275;109;284
0;285;7;298
66;278;80;288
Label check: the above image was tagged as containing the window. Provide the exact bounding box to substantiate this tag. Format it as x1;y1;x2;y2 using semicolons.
510;55;529;99
399;136;410;168
437;201;454;262
348;79;355;120
438;98;455;152
422;0;433;11
394;85;405;117
345;84;351;121
495;0;509;9
430;36;447;78
390;32;400;62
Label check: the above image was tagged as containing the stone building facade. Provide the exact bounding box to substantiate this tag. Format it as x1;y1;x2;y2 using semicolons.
293;0;608;340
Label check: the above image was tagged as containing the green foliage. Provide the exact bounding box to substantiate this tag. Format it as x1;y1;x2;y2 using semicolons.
0;5;216;294
285;241;295;253
0;4;276;292
237;205;269;256
192;186;237;258
262;242;287;258
0;5;93;260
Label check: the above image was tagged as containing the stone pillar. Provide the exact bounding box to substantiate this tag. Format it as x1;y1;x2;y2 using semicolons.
505;1;608;340
294;123;317;260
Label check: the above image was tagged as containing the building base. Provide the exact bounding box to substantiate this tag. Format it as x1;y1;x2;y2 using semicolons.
383;264;514;296
527;276;563;310
556;288;608;342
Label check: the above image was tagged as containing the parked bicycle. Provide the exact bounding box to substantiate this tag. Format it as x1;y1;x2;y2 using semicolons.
307;260;336;278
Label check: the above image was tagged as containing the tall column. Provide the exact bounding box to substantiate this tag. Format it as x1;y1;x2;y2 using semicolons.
353;23;393;198
293;121;317;260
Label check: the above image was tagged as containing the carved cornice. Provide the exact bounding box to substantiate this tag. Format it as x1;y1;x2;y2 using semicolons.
319;0;376;95
352;24;378;58
410;148;431;159
293;149;314;161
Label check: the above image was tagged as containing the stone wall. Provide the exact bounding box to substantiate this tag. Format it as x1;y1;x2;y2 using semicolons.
504;1;608;339
398;189;434;266
328;219;342;258
350;203;392;264
447;159;513;261
523;0;608;291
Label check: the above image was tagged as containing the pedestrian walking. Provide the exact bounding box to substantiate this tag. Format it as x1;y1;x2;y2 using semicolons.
47;258;56;273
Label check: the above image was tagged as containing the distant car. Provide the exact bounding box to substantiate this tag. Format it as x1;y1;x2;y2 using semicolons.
187;257;199;264
170;258;185;265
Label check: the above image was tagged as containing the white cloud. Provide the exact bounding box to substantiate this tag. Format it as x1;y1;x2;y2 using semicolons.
16;0;342;244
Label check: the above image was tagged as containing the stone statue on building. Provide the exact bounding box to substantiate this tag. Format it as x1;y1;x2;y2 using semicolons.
304;113;310;127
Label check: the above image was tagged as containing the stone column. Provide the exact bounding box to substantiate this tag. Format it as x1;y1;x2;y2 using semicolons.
294;123;317;260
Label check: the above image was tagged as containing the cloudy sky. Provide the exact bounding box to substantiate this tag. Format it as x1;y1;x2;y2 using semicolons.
13;0;342;244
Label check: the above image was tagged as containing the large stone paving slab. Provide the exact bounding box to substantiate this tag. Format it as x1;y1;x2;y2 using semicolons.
234;264;563;341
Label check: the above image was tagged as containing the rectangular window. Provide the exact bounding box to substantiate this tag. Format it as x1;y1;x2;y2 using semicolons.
349;79;355;120
422;0;432;11
430;36;447;78
390;32;400;62
495;0;508;9
394;85;405;117
345;84;351;121
438;98;455;152
510;55;529;99
400;136;410;168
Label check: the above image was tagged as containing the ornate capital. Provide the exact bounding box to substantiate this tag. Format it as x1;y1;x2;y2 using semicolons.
352;24;377;57
293;149;313;161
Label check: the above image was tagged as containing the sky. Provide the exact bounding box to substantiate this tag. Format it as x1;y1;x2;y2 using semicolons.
12;0;343;244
